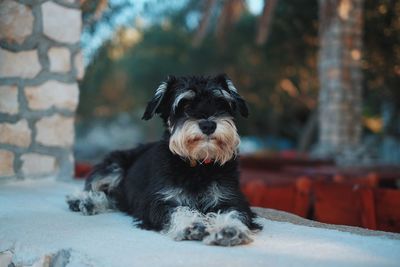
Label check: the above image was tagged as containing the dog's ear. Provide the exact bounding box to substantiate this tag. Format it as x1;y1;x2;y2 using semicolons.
142;75;177;120
214;74;249;117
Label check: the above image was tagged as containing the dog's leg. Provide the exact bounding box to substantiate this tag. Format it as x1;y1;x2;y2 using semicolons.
164;206;209;241
66;147;148;215
66;164;122;215
203;210;253;246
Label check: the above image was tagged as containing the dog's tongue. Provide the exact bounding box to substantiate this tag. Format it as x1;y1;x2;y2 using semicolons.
204;158;212;164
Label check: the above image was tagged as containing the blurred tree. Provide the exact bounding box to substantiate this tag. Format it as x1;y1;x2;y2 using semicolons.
314;0;364;159
192;0;217;47
80;0;109;28
363;0;400;138
255;0;278;45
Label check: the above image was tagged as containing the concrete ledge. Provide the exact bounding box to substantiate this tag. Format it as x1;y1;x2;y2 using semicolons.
253;207;400;240
1;179;399;267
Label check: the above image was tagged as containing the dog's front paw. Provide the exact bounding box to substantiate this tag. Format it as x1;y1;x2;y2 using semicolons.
203;226;253;246
175;222;209;241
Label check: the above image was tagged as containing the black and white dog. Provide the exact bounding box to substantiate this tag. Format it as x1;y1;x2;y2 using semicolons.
67;74;262;246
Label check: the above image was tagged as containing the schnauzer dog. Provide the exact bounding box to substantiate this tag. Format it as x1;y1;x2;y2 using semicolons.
67;74;262;246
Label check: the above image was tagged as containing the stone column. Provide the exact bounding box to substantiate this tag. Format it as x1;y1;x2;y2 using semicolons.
316;0;364;158
0;0;84;181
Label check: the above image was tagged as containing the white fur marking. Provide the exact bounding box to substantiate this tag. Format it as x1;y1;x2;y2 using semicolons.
155;82;168;96
157;183;232;211
146;81;169;117
90;170;122;192
157;187;194;207
205;211;249;233
212;89;233;101
164;206;206;240
226;79;237;92
203;210;253;245
200;182;233;211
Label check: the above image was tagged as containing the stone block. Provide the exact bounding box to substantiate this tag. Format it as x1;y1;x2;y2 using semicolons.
21;153;57;176
74;51;85;80
42;2;81;43
25;81;79;111
48;47;71;72
0;48;41;78
0;0;34;44
0;150;14;176
36;114;74;147
0;85;19;114
63;0;80;4
0;120;31;147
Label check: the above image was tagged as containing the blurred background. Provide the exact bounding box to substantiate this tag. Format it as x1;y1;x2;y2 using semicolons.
75;0;400;232
76;0;400;164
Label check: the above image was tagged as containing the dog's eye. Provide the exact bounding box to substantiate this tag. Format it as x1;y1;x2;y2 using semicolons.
178;100;191;111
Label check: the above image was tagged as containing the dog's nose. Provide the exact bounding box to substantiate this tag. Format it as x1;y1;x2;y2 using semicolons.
199;120;217;135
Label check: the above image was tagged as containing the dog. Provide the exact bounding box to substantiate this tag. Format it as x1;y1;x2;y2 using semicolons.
66;74;262;246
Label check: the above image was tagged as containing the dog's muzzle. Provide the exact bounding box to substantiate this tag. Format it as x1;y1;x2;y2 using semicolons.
169;117;240;165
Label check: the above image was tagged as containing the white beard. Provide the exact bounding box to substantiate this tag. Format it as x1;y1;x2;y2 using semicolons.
169;117;240;165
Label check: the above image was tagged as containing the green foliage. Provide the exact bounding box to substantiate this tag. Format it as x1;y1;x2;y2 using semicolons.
364;0;400;110
78;0;399;143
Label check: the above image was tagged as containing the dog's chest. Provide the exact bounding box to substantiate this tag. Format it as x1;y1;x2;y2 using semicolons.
157;182;231;211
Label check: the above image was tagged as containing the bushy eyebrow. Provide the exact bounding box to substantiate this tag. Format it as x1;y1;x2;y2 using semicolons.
172;90;196;111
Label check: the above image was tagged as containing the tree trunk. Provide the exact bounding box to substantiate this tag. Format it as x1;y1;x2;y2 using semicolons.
192;0;217;47
316;0;364;158
255;0;278;45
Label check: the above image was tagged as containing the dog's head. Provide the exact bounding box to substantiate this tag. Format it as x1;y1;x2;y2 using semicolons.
142;74;248;165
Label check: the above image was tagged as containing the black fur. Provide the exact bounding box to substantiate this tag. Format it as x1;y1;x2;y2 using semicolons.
68;74;261;245
105;141;260;231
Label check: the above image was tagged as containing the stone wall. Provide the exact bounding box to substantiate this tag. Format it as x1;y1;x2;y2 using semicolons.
0;0;83;181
